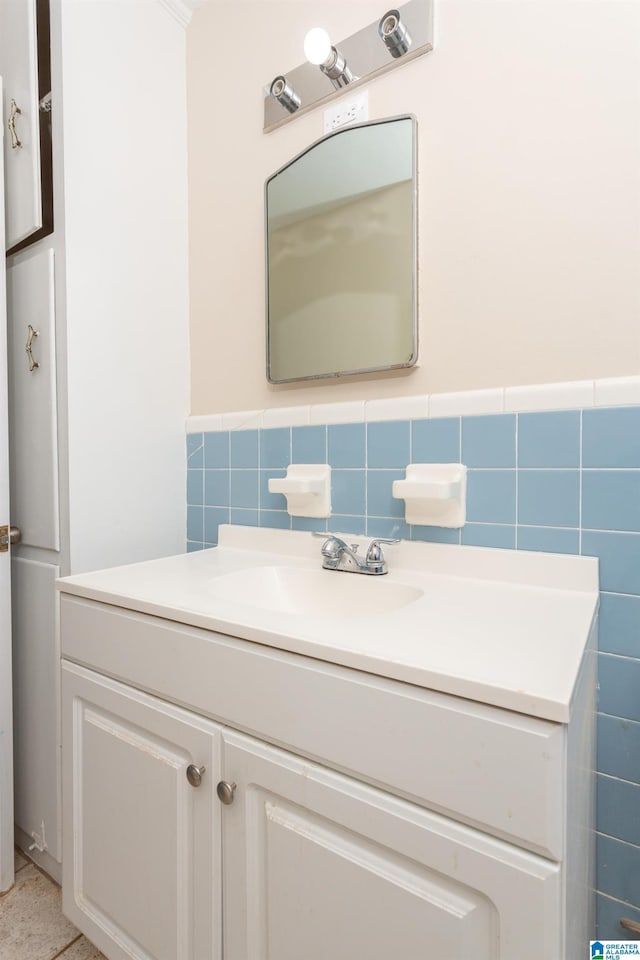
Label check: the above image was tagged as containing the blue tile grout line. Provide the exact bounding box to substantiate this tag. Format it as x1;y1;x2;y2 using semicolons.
600;590;640;598
599;652;640;661
598;891;640;911
189;403;640;937
597;830;640;849
599;771;640;787
599;710;640;719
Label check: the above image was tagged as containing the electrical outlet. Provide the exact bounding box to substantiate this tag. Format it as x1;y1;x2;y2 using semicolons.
323;91;369;133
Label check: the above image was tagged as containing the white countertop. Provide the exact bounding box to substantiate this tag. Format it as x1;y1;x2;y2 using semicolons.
56;526;599;723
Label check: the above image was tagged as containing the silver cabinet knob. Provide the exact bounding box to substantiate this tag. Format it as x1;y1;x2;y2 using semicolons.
216;780;237;805
186;764;206;787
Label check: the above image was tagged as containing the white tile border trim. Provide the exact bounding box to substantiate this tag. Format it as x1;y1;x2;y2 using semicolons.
504;380;594;413
309;401;366;425
187;413;224;433
365;395;429;421
262;405;311;428
595;376;640;407
220;409;264;430
186;377;639;432
429;389;504;418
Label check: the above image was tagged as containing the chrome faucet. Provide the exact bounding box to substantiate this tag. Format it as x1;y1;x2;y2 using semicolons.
318;536;399;575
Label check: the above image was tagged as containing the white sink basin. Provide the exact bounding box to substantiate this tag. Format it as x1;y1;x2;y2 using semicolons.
56;525;600;720
208;565;424;619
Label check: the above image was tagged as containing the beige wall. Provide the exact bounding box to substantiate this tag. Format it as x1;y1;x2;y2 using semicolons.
187;0;640;415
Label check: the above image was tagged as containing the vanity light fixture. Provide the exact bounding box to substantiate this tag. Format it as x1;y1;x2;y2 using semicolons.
269;76;301;114
304;27;353;89
263;0;434;131
378;9;412;58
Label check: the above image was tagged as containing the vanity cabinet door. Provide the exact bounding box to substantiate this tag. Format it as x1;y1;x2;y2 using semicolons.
62;662;222;960
221;729;562;960
7;249;59;550
0;0;50;251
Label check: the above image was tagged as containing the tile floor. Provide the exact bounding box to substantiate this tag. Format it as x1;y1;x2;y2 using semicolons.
0;849;105;960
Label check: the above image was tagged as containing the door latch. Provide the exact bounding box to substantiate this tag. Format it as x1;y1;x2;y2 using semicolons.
0;525;21;553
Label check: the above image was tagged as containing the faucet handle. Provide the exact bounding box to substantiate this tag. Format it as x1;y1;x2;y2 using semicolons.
315;534;347;560
365;538;400;565
311;531;334;549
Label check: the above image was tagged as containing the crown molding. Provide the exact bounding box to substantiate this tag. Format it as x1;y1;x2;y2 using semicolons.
158;0;207;29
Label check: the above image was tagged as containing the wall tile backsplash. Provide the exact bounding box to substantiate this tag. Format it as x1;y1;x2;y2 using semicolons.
187;403;640;940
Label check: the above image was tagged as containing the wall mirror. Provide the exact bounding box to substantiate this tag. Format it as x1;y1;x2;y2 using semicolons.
265;115;417;384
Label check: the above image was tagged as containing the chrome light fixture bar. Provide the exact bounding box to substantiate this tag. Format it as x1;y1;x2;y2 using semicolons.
264;0;433;132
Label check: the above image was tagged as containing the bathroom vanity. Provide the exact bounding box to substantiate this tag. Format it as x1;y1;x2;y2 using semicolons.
57;526;598;960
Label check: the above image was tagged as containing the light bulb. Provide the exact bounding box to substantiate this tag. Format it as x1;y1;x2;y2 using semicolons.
304;27;332;66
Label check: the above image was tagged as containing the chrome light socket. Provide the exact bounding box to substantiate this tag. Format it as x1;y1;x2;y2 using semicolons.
320;47;353;88
378;9;412;58
269;75;301;113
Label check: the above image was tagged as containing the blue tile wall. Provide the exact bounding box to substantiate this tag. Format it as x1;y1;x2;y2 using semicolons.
518;470;580;527
412;417;459;462
516;525;580;555
583;408;640;468
598;715;640;783
583;472;640;532
598;775;640;849
292;425;326;463
332;469;366;516
518;411;580;467
599;594;640;658
367;420;411;468
230;429;259;468
328;423;366;467
203;431;227;468
467;470;516;524
462;414;516;467
187;404;640;939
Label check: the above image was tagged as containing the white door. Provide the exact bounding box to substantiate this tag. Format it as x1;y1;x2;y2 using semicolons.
0;75;15;894
221;729;563;960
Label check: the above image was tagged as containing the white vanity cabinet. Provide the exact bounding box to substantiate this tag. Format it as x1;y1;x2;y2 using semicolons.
220;729;561;960
62;663;222;960
59;531;597;960
62;653;563;960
